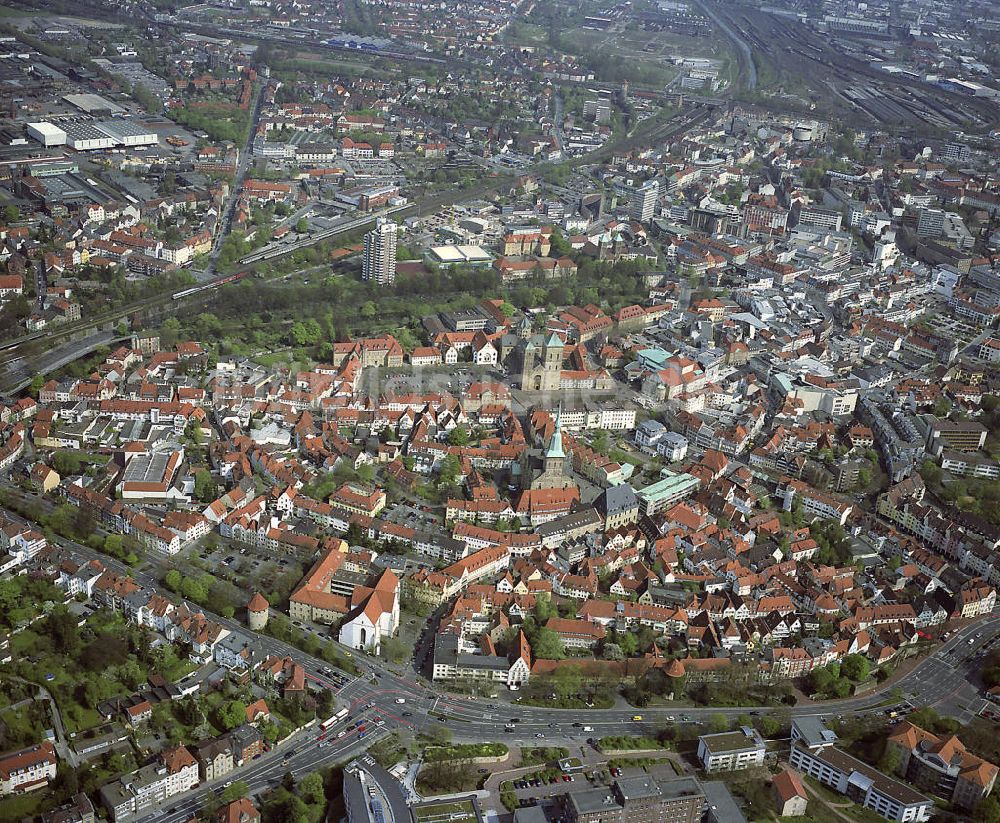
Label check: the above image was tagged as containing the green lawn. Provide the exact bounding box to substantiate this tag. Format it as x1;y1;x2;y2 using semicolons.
424;742;507;762
412;799;479;822
519;746;570;766
0;790;50;821
801;776;888;823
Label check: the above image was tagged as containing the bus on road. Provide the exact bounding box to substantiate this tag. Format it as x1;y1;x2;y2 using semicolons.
320;708;349;730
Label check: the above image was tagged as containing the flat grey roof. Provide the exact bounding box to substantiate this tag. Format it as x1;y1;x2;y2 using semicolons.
700;730;763;754
703;781;747;823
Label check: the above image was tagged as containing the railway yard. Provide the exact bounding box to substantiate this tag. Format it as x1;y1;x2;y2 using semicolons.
705;0;998;133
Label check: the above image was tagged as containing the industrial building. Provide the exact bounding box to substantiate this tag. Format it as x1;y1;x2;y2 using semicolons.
63;92;125;115
23;119;157;151
94;119;158;147
27;122;67;147
62;122;115;151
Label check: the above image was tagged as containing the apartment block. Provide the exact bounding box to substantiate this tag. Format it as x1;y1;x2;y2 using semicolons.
697;728;767;773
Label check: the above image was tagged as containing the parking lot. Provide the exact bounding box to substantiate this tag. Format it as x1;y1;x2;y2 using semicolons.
183;539;305;608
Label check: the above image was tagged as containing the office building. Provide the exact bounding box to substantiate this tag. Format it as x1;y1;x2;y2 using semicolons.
940;142;971;163
629;180;659;222
797;205;843;232
635;471;700;516
342;758;411;823
362;217;397;286
925;419;988;455
565;775;704;823
583;98;612;124
916;208;946;238
789;742;934;822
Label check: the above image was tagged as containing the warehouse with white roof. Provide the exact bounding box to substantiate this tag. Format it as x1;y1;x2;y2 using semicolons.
27;122;67;147
429;245;493;266
94;119;158;147
62;122;115;151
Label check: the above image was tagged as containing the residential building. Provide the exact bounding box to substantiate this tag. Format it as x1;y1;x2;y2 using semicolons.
99;745;199;822
885;721;998;810
362;217;397;286
697;728;767;773
0;741;57;795
772;769;808;817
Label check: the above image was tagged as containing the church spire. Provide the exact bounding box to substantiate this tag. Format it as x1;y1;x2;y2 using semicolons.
545;405;565;459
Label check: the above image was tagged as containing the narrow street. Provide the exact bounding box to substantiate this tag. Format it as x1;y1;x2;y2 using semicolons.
206;77;269;275
0;673;78;767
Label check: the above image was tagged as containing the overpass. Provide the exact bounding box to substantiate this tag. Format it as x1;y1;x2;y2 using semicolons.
239;205;411;266
0;331;128;397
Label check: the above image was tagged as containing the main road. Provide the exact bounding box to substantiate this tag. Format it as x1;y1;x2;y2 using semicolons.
10;501;993;818
139;610;1000;823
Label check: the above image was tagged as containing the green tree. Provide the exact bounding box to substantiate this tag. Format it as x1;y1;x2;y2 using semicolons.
618;632;639;657
974;795;1000;823
421;725;453;747
102;534;125;560
841;654;870;682
295;218;309;233
298;772;325;806
591;430;610;455
878;745;902;776
757;714;781;737
261;720;282;745
289;318;322;346
217;700;248;731
531;628;565;660
707;713;729;733
52;451;84;475
193;469;216;504
3;204;19;223
602;642;623;660
164;569;182;592
437;454;461;489
448;426;469;446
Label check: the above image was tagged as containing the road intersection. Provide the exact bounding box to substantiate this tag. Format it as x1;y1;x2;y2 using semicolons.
1;504;991;819
139;612;1000;821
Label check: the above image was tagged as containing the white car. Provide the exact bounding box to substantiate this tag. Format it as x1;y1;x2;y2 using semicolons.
395;698;406;704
